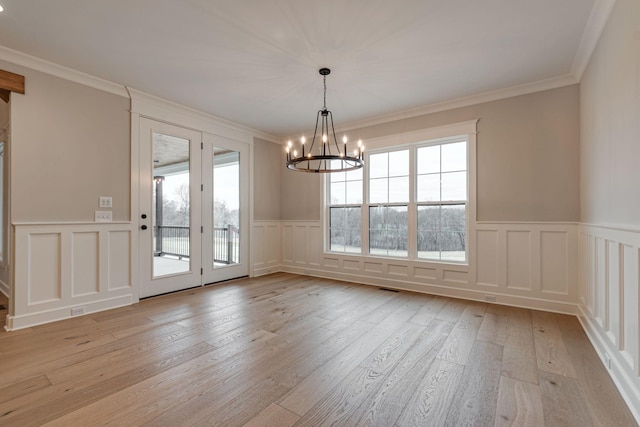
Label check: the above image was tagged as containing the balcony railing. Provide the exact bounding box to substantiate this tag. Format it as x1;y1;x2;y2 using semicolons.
154;225;239;265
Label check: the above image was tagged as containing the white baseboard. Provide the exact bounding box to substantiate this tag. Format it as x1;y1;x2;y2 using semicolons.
278;264;577;314
4;294;134;331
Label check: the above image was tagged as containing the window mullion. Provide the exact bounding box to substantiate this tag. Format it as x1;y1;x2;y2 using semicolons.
408;146;417;259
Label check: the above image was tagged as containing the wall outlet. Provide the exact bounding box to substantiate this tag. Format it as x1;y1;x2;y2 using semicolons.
71;306;85;316
484;295;497;302
95;211;112;222
99;196;112;208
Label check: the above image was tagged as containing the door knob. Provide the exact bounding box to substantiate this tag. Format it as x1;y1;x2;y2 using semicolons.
141;225;148;230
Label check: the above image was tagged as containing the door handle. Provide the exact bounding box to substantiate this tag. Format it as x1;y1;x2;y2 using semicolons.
141;225;148;230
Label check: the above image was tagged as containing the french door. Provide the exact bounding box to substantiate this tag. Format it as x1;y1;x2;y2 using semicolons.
201;133;249;284
139;119;249;298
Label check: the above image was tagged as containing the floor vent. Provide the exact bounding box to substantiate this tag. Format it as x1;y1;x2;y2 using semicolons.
379;287;400;293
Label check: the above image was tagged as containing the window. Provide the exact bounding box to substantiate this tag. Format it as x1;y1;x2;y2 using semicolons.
328;162;363;253
326;126;472;264
416;141;467;261
368;150;409;257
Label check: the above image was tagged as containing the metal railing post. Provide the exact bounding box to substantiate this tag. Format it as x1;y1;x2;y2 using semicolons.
227;224;233;264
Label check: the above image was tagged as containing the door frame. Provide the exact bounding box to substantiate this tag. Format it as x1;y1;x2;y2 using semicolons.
131;89;257;300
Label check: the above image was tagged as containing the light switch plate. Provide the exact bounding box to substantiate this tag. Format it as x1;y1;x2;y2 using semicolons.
95;211;112;222
99;196;112;208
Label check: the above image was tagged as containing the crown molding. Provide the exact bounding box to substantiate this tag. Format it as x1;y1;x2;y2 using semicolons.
335;74;579;134
128;88;279;144
0;45;129;98
571;0;617;81
0;45;280;143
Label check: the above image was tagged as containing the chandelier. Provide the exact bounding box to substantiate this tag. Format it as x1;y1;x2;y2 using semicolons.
285;68;364;173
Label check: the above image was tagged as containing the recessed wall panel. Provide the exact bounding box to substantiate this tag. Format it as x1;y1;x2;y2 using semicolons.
415;266;437;280
282;226;293;262
72;232;99;296
476;230;498;286
388;264;408;277
540;231;568;295
506;230;531;290
364;262;383;273
253;226;265;266
443;269;467;284
343;260;360;271
108;231;131;290
308;226;322;266
28;233;62;304
607;240;620;346
266;226;280;264
622;245;639;370
595;237;606;326
293;226;307;264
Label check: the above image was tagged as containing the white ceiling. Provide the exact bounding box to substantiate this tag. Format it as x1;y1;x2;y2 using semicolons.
0;0;608;138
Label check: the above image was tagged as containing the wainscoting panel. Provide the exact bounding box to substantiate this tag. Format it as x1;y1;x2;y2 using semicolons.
578;224;640;423
271;221;578;314
71;231;99;297
506;230;531;290
7;222;137;331
476;230;499;287
251;221;281;277
27;232;62;305
107;230;131;291
540;231;570;295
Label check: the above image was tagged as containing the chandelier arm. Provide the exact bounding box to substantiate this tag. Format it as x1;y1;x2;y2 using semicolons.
308;109;322;154
328;111;342;156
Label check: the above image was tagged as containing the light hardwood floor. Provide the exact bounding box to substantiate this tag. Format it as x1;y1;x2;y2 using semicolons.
0;273;636;426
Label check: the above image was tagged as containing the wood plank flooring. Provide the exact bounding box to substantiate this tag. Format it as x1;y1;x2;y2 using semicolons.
0;273;636;426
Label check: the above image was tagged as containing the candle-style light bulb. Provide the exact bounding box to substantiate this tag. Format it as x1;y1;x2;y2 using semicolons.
357;139;362;147
288;140;292;148
322;134;327;143
293;150;298;157
353;149;359;156
301;136;306;144
343;135;348;144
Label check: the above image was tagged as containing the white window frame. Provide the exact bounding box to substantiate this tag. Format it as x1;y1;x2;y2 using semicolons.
324;120;477;266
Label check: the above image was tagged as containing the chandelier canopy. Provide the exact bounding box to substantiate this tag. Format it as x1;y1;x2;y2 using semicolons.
285;68;364;173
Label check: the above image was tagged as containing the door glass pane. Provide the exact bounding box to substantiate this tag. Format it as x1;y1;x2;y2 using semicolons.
152;133;191;277
213;148;240;268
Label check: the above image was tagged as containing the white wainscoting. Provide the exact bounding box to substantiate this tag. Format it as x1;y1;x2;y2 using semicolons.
578;223;640;422
251;221;282;277
6;222;137;331
253;220;578;314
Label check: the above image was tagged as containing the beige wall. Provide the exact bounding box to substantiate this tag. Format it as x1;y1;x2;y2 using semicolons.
1;60;131;222
280;167;322;221
281;85;580;222
253;137;282;221
580;0;640;227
